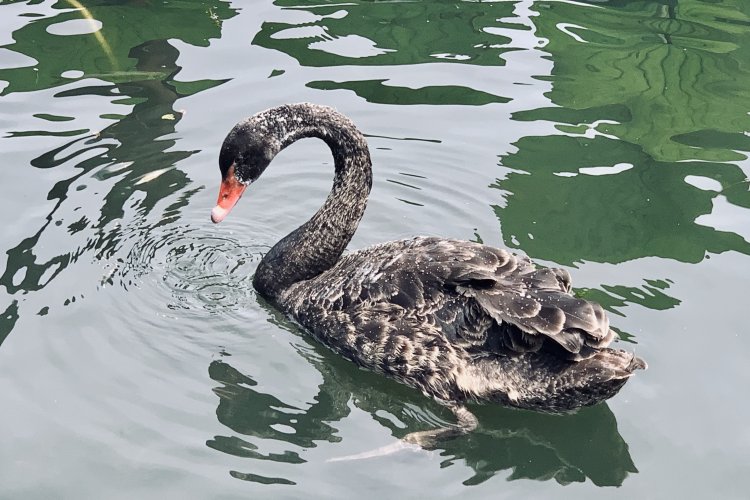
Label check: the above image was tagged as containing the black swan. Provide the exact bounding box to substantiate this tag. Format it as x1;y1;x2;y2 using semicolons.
210;103;645;445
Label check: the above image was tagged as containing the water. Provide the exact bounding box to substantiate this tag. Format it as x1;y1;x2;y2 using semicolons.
1;0;749;497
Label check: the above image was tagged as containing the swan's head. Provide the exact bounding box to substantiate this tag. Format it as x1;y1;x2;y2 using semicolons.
211;122;276;223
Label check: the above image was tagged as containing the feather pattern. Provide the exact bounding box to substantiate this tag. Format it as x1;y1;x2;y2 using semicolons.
214;103;646;415
281;237;640;411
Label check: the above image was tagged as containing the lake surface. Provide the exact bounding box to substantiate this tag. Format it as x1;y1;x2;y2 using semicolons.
1;0;749;498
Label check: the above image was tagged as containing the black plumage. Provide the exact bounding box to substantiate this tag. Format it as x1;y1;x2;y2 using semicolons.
211;103;646;442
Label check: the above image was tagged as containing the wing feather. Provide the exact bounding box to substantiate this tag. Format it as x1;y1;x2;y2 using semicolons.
288;236;617;360
371;238;617;358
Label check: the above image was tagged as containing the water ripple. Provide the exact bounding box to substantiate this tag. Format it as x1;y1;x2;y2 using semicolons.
113;221;268;317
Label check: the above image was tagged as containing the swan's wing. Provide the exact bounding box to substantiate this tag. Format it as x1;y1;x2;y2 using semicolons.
292;298;467;402
292;237;616;359
369;238;616;359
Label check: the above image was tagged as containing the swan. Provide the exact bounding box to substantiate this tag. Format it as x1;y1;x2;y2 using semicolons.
210;103;646;445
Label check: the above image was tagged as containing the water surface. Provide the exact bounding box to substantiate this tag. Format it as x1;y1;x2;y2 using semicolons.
1;0;749;498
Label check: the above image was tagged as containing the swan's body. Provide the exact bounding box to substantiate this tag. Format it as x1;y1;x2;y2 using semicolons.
211;103;645;439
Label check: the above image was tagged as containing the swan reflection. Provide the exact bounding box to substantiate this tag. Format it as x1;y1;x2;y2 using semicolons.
207;336;637;487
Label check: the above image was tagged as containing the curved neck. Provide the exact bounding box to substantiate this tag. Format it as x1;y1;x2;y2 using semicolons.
252;104;372;302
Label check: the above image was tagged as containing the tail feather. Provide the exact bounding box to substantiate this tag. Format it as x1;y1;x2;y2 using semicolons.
464;348;646;413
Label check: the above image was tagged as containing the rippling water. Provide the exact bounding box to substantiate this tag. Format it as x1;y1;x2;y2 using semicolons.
1;0;749;498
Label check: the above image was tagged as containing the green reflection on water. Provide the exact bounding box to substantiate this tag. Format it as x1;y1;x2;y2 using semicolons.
0;301;19;346
494;0;750;267
307;79;510;106
1;40;190;298
0;0;236;95
0;0;237;315
532;0;750;162
254;0;518;67
495;134;750;265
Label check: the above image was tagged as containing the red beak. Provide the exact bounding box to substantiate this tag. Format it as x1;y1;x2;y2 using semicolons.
211;164;247;223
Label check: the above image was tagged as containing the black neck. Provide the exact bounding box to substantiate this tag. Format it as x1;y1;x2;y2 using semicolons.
252;104;372;302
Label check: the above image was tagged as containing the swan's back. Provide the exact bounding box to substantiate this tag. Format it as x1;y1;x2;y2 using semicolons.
280;237;645;412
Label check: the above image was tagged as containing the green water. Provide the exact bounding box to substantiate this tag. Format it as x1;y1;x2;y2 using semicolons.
0;0;748;497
